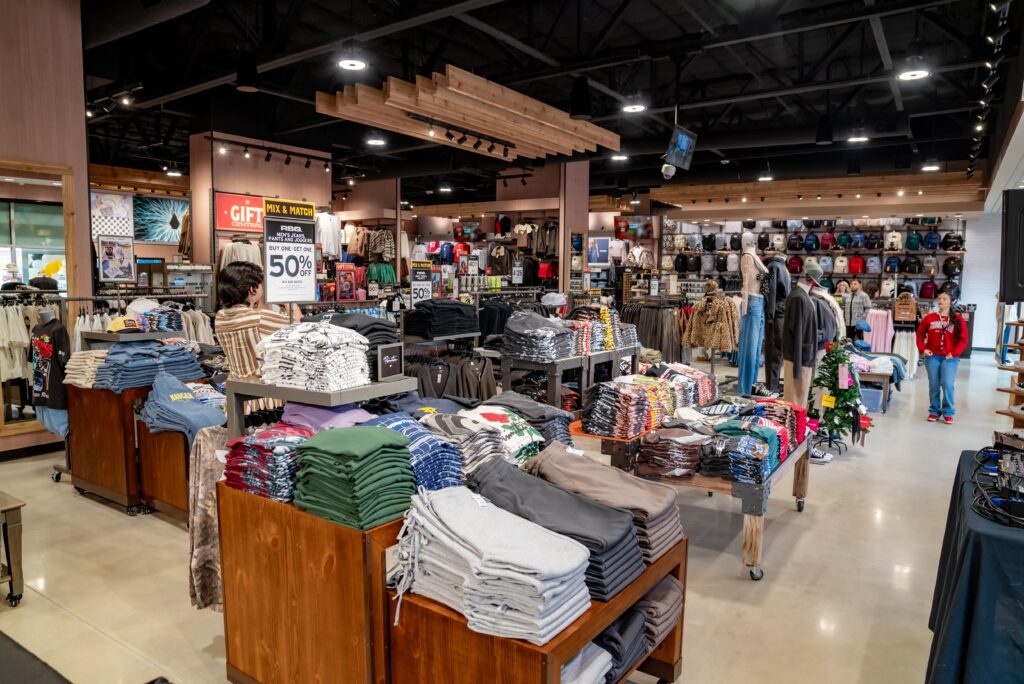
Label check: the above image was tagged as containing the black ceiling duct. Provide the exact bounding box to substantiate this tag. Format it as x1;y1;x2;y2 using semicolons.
569;77;593;121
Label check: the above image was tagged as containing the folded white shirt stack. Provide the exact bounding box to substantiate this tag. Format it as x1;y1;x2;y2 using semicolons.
561;642;614;684
256;322;370;392
394;486;591;646
62;350;109;388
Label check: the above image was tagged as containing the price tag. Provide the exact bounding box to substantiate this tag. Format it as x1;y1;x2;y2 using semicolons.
859;415;872;428
367;281;379;298
649;277;660;296
511;261;524;284
262;198;316;303
410;260;433;307
821;394;836;408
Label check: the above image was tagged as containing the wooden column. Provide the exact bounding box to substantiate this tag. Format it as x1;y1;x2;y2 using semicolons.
558;160;590;292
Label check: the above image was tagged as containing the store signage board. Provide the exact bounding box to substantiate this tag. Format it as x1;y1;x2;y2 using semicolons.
367;281;379;298
263;198;316;303
649;277;660;296
511;261;524;284
411;259;433;307
216;192;265;232
378;342;405;381
468;255;480;275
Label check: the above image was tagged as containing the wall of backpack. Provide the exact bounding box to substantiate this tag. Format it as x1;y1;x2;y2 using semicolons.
659;216;966;302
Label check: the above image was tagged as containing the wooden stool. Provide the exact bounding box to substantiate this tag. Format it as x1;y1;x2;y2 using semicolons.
0;490;25;607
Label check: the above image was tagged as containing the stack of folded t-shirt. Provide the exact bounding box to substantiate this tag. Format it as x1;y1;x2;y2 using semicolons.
138;305;184;332
62;349;107;388
594;607;649;682
418;413;509;474
303;311;398;381
714;418;782;471
404;299;479;339
502;311;575;361
458;405;545;466
281;401;374;432
365;412;462;490
634;575;684;649
468;455;645;601
293;426;415;529
698;435;734;480
184;382;226;411
394;486;591;646
583;380;650;439
94;340;204;393
560;643;614;684
224;422;314;502
635;428;707;479
619;323;639;349
256;321;370;391
524;441;685;563
482;391;574;447
139;372;226;446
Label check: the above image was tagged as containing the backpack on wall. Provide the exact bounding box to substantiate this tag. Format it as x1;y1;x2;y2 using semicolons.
922;256;938;276
687;255;702;272
942;256;962;277
941;232;965;250
884;256;902;273
820;232;836;250
788;234;805;251
716;254;729;272
726;253;740;271
757;232;771;250
923;230;941;249
906;230;923;250
920;280;938;299
850;232;867;248
729;233;742;250
940;281;961;301
742;220;756;229
804;233;820;251
903;255;922;274
836;232;852;249
833;256;849;274
818;255;834;272
848;255;866;274
702;255;716;272
787;256;804;274
771;233;787;251
674;254;687;274
866;256;882;274
867;233;884;249
702;234;718;252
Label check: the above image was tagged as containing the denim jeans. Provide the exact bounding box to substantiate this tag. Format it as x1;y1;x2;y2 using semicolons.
737;295;765;395
924;355;959;417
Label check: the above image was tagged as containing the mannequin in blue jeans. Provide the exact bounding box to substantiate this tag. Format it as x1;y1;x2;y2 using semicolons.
916;293;967;424
737;237;768;394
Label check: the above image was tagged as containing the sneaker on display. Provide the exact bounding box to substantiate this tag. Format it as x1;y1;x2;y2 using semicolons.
751;382;778;398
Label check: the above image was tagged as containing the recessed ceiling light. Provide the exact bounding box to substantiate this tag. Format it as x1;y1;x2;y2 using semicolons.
848;134;869;143
120;94;133;106
757;174;773;182
918;190;923;195
741;197;748;202
862;215;869;218
801;216;809;220
629;199;641;205
897;189;905;196
439;185;452;193
921;163;940;172
85;108;93;118
1;178;12;182
611;154;628;161
855;193;862;198
167;168;182;177
366;134;387;146
622;103;647;113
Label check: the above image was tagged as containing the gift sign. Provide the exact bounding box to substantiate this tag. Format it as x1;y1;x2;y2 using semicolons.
821;394;837;408
860;415;872;429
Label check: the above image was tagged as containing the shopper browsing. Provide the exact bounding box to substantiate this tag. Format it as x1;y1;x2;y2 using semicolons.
842;279;871;339
916;292;967;424
215;262;297;379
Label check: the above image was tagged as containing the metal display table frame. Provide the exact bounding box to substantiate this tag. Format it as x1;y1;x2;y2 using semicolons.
586;346;640;382
653;439;810;581
225;376;419;438
500;356;586;408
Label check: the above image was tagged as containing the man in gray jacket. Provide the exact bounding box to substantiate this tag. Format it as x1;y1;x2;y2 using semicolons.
842;279;871;338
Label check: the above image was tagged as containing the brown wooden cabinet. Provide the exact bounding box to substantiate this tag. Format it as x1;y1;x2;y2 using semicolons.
66;384;149;509
137;424;189;522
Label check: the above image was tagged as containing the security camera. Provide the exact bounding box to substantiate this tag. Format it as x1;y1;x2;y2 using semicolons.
661;163;676;180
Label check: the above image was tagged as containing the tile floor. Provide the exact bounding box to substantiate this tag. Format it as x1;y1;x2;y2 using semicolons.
0;355;1008;683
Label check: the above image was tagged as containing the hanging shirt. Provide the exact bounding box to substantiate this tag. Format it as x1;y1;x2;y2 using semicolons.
315;212;342;257
31;317;70;409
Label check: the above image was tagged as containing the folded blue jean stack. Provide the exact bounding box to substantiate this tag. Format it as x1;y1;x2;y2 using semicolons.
139;305;184;332
365;412;463;490
140;372;226;446
93;340;204;393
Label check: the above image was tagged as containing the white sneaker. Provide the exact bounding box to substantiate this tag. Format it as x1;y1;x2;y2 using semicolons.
810;446;834;464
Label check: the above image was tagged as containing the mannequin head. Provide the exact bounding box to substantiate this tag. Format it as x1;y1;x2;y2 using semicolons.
741;231;756;252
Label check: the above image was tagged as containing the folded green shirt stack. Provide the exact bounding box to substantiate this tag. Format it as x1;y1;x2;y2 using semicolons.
293;426;416;530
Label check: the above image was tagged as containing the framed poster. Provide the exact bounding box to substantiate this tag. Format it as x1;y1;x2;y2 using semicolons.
97;235;137;282
90;190;133;238
263;198;316;303
133;195;190;243
337;264;356;300
588;237;610;265
215;192;264;232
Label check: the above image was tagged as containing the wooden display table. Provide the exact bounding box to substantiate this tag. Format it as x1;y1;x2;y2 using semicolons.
858;371;892;413
652;440;809;581
501;356;586;408
586;347;640;384
217;483;400;684
65;384;151;513
136;424;189;522
389;537;686;684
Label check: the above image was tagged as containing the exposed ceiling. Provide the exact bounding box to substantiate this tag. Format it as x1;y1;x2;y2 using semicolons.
82;0;1018;207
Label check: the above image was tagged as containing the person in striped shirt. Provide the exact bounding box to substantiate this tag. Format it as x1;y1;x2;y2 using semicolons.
215;262;292;380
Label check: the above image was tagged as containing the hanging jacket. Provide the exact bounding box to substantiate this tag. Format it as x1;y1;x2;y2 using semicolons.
782;285;819;377
682;293;740;352
764;256;792;321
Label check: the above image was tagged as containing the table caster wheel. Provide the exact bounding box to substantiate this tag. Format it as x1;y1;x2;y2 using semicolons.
707;491;714;497
74;486;86;495
51;471;61;483
6;593;21;607
749;566;764;581
796;498;806;513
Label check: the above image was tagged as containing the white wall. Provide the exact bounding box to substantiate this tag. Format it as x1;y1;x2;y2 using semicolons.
961;212;1001;349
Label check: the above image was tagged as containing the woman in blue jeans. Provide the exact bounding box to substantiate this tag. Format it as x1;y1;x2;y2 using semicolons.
916;293;968;424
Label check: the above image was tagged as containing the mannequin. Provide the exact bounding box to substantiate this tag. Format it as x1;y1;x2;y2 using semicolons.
781;261;822;408
737;231;768;394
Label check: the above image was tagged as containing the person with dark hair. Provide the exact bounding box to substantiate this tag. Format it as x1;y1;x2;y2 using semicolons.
916;292;967;424
215;262;292;379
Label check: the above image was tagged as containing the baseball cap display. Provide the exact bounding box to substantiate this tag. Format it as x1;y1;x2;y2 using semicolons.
107;315;142;333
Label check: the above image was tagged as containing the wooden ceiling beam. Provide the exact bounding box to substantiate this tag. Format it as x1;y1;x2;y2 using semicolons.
444;65;621;151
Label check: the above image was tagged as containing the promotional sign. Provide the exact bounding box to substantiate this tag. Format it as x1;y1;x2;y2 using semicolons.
97;235;137;282
649;276;660;296
337;263;357;300
378;343;405;381
216;192;264;232
468;255;480;275
263;198;316;303
821;394;837;408
511;260;524;285
411;260;433;306
367;281;380;299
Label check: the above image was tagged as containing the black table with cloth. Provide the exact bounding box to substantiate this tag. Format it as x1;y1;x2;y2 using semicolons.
927;450;1024;684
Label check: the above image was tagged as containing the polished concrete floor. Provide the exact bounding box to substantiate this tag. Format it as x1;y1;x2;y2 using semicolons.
0;355;1008;683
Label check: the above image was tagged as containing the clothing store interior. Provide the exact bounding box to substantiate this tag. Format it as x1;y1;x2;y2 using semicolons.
3;1;1024;683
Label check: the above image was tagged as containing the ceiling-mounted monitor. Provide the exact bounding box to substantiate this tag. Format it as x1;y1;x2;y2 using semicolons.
665;126;697;171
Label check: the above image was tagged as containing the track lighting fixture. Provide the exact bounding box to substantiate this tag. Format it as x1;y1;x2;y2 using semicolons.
757;161;774;182
427;125;436;137
161;165;168;171
983;74;1001;90
521;177;527;186
304;158;311;169
473;139;482;150
265;151;272;162
85;108;93;118
502;178;508;188
243;147;251;159
487;142;496;153
989;1;1012;13
985;56;1005;70
503;147;509;158
218;145;228;155
987;27;1009;44
120;93;134;107
847;128;869;143
457;133;468;145
324;162;330;172
444;130;455;141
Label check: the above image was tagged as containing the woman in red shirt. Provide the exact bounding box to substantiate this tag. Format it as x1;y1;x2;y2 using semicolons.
916;292;968;424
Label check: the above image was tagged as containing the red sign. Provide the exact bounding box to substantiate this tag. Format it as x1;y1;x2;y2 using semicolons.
215;192;264;232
